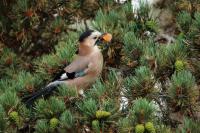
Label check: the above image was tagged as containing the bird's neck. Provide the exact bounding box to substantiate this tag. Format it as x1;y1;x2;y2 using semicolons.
78;44;96;56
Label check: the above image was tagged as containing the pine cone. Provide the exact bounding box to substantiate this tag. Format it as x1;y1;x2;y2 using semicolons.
135;124;145;133
50;117;59;130
96;110;111;119
175;60;185;71
145;122;156;133
9;111;20;125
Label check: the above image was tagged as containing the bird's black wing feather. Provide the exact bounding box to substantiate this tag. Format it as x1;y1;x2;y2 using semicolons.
52;69;76;81
66;72;75;79
52;69;66;81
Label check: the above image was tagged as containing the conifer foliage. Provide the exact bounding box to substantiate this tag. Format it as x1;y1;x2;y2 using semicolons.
0;0;200;132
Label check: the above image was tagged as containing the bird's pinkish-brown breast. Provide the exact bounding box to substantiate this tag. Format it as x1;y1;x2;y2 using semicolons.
64;46;103;90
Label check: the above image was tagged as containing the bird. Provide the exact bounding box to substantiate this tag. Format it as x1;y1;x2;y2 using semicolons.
22;30;112;106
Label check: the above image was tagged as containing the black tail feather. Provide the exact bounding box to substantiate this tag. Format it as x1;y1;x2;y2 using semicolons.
22;84;60;107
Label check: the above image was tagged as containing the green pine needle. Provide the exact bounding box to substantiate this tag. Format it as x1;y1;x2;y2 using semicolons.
177;11;192;32
49;97;66;115
0;91;19;110
124;66;154;99
58;85;78;97
35;97;66;118
77;98;98;118
130;98;156;123
60;110;74;129
0;104;6;132
34;119;49;133
168;70;198;109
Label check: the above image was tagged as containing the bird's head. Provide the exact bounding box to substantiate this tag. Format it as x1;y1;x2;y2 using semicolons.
78;30;112;49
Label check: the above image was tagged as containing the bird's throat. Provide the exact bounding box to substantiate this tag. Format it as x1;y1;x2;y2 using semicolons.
78;44;94;56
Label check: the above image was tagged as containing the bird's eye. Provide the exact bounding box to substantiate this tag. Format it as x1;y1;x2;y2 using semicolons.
93;36;97;39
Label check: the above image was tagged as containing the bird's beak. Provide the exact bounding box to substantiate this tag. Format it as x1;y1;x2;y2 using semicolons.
95;33;112;46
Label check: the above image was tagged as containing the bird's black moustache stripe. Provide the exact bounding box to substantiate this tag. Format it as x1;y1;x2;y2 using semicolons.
95;38;102;45
95;33;106;45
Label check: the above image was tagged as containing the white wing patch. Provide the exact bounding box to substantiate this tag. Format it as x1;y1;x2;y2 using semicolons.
61;73;68;79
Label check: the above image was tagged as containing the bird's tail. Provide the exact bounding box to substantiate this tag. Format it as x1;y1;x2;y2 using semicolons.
22;70;85;107
22;81;64;107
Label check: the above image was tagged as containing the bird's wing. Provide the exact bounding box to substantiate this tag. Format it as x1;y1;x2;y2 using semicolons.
83;62;96;75
52;69;66;81
54;62;93;82
64;55;89;73
52;56;89;81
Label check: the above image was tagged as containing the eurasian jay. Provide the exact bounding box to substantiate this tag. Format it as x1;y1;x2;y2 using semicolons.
22;30;112;106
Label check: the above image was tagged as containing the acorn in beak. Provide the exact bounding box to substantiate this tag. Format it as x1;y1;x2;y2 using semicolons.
95;33;112;46
101;33;112;42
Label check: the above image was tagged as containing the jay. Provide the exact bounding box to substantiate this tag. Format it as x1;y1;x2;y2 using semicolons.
23;30;112;106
